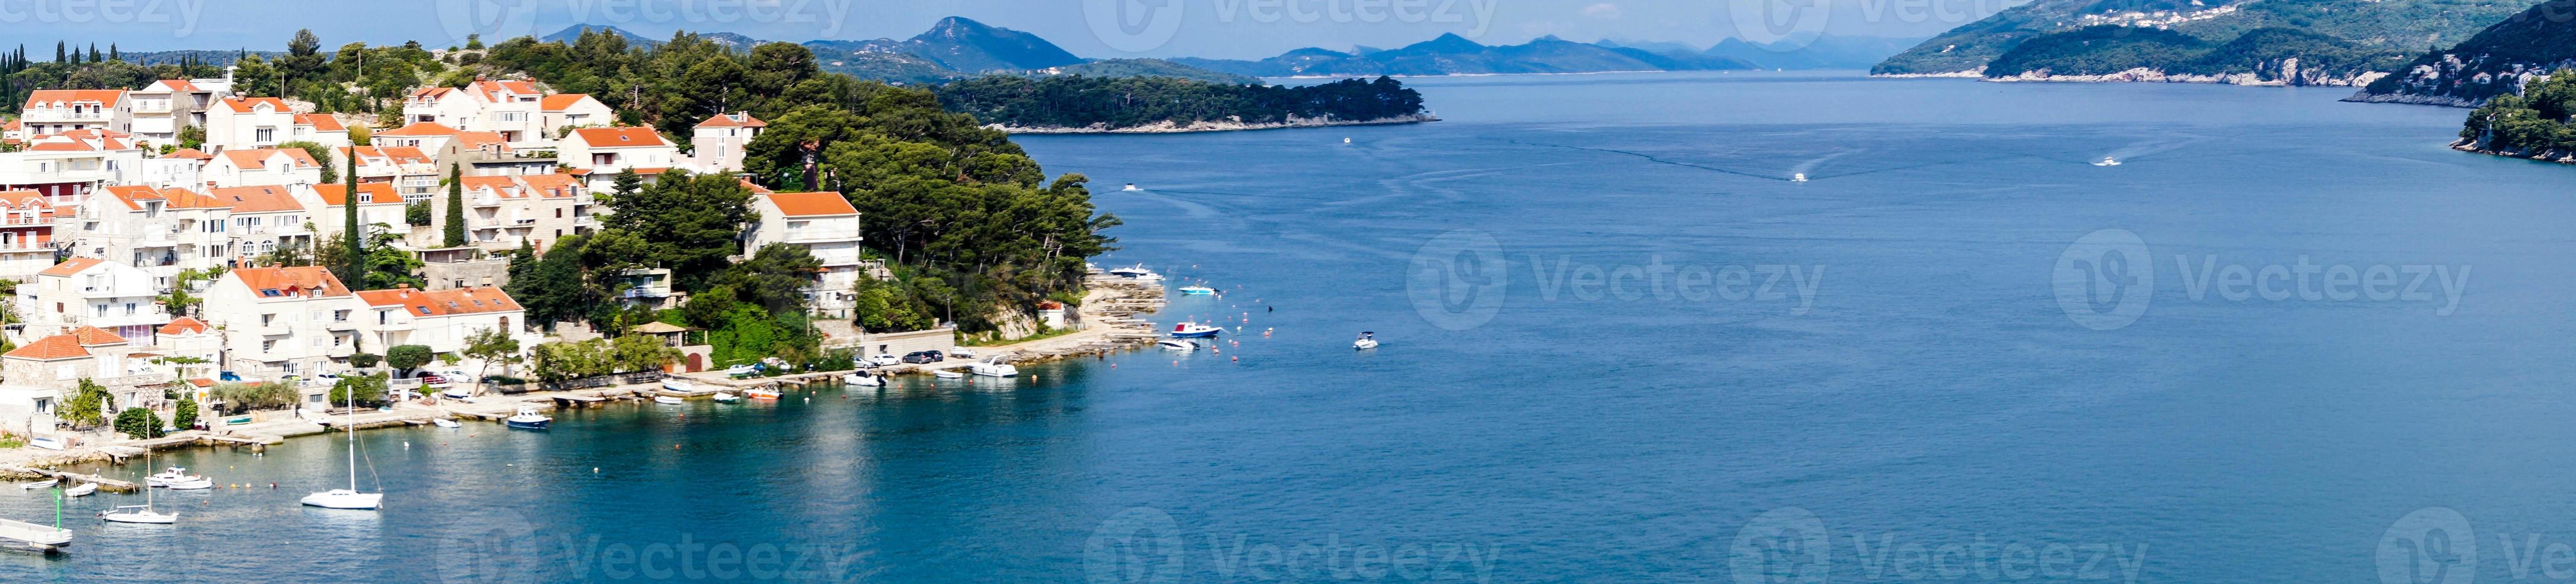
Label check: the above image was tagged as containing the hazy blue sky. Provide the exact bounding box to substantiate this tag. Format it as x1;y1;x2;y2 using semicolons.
4;0;2018;58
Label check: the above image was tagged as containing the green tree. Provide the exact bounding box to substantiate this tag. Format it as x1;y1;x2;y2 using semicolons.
386;344;434;375
173;397;199;431
61;379;110;427
610;332;681;373
595;170;751;292
442;164;467;247
327;373;390;409
113;408;163;439
463;327;522;383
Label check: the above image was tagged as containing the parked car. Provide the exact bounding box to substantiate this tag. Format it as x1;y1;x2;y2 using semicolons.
901;351;945;364
418;373;451;387
868;354;903;367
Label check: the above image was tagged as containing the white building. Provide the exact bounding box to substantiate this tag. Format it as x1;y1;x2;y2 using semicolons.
539;94;614;139
373;122;461;154
0;327;171;436
0;190;60;281
0;130;146;204
207;185;313;264
684;111;763;174
129;76;235;147
746;191;865;316
354;284;536;356
448;173;591;251
560;127;678;190
200;265;363;379
313;182;408;240
339;145;441;200
18;90;130;136
203;97;297;153
64;185;237;282
18;257;170;344
204;148;324;188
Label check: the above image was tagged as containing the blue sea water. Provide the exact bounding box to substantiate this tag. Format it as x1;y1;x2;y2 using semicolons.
5;71;2574;582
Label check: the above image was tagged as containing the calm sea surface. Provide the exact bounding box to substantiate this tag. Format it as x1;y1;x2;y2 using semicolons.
4;72;2571;582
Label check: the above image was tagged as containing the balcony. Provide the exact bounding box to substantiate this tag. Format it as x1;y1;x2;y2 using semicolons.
251;322;291;336
373;321;414;331
325;319;357;331
326;344;357;358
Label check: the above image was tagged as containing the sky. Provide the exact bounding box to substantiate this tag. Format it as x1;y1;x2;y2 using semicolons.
1;0;2022;58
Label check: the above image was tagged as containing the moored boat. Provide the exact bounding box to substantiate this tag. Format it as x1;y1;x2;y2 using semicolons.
1178;285;1215;296
653;395;684;405
163;478;213;490
62;483;96;498
843;372;881;387
431;418;461;428
1157;339;1195;351
1169;322;1222;338
18;479;55;490
146;467;204;488
712;392;741;403
744;388;782;400
99;505;176;524
660;378;696;393
933;369;965;379
504;406;551;430
970;358;1019;378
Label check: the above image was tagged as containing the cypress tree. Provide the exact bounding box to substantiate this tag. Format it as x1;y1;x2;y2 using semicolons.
342;146;362;286
443;164;467;247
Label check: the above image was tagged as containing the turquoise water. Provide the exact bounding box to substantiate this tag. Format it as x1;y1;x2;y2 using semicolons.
7;72;2575;582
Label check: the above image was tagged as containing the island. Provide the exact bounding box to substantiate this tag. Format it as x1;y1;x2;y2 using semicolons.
936;75;1436;134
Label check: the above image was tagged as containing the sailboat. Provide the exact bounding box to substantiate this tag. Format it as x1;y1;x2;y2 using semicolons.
102;450;177;524
301;385;384;510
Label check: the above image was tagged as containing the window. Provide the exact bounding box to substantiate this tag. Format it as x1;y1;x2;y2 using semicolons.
255;128;275;142
124;302;136;315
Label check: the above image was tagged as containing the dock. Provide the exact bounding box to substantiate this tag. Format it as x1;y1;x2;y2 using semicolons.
0;518;71;552
0;467;138;493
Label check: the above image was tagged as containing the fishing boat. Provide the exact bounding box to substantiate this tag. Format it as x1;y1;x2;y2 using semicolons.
1169;322;1223;338
1177;285;1216;296
1353;332;1379;350
2094;156;2121;166
304;386;385;510
503;406;551;430
970;358;1019;378
933;369;965;379
843;372;881;387
62;483;96;498
744;388;782;400
712;392;741;403
18;479;55;490
653;395;684;405
661;378;696;392
99;505;176;524
146;467;205;488
1156;339;1195;351
431;418;461;428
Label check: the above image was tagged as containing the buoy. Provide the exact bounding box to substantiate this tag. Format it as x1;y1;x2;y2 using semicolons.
594;467;600;473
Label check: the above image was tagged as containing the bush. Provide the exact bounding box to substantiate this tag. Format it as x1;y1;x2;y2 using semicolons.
173;398;199;431
386;344;434;372
211;381;298;414
328;374;391;409
113;408;164;439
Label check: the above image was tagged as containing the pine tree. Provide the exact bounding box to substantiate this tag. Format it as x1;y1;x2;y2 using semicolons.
443;164;467;247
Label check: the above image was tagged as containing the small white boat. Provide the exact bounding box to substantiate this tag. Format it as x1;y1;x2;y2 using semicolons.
431;418;461;428
1353;331;1379;350
933;369;965;379
723;364;759;377
1108;265;1163;281
1343;137;1352;144
744;388;782;400
99;505;176;524
29;437;63;451
1122;183;1141;191
504;406;551;430
712;392;741;403
653;395;684;405
441;387;472;400
1169;322;1222;338
1157;339;1195;351
1791;173;1808;182
843;372;882;387
660;378;696;393
63;483;96;498
300;489;382;510
163;478;212;490
146;467;204;487
18;479;56;490
1177;285;1215;296
970;358;1018;378
2094;156;2121;166
947;347;977;359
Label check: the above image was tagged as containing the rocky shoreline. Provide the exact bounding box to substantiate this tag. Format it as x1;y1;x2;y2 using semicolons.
1981;67;2383;86
990;113;1439;135
2341;91;2482;107
2452;139;2576;164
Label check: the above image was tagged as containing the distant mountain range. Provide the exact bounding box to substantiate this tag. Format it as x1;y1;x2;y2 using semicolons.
1701;34;1928;70
1873;0;2541;85
1170;33;1759;76
2349;0;2576;106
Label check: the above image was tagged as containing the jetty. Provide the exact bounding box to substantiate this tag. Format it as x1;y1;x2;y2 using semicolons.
0;518;71;552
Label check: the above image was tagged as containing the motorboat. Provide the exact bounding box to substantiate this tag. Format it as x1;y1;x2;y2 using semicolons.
441;387;473;400
146;467;204;487
63;483;96;498
19;479;56;490
723;364;759;377
163;478;212;490
300;489;383;510
744;388;782;400
947;347;977;359
1791;173;1808;182
1344;137;1352;144
1108;265;1164;282
843;372;882;387
933;369;965;379
1177;285;1216;296
1122;183;1141;191
712;393;741;403
29;437;63;451
99;505;176;524
431;418;461;428
970;358;1019;378
1169;322;1223;338
2094;156;2121;166
1156;339;1195;351
660;378;696;392
1353;332;1379;350
504;406;551;430
653;395;684;405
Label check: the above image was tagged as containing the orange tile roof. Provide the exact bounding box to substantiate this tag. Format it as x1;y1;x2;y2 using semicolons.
460;176;525;198
316;182;402;206
23;89;125;109
355;286;523;316
160;188;227;210
341;145;432;166
215;97;289;114
220;148;320;171
765;192;857;217
295;113;346;132
451;131;511;151
208;185;305;214
409;86;456;100
470;79;540;100
5;334;89;360
186;378;214;388
540;94;596;111
377;122;460;136
158;316;210;335
145;79;201;92
71;326;123;346
101;185;168;210
697;112;766;128
572;127;668;148
39;257;102;277
165;147;213;160
230;266;349;297
738;179;773;194
520;173;583;197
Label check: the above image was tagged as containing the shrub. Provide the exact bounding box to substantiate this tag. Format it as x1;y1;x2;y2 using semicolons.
114;408;164;439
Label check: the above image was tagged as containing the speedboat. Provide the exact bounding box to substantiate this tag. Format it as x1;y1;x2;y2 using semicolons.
723;364;760;378
843;372;882;387
1177;285;1215;296
712;392;741;403
1169;322;1222;338
163;478;213;490
653;395;684;405
431;418;461;428
18;479;55;490
933;369;965;379
1108;265;1163;282
503;407;551;430
146;467;204;487
744;388;782;400
1791;173;1808;182
1156;339;1195;351
2094;156;2121;166
661;378;696;392
970;358;1019;378
300;489;382;510
1344;137;1352;144
1122;183;1141;191
63;483;96;498
1353;332;1379;350
99;505;176;524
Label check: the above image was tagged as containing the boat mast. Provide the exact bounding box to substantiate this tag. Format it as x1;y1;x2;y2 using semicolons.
347;382;357;491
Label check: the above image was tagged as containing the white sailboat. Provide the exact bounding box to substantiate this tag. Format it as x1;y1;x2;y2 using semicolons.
102;450;177;524
302;386;383;510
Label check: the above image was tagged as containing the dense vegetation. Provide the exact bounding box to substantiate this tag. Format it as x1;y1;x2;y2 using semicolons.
1983;26;2403;82
2360;0;2576;104
1876;0;2536;77
937;75;1426;129
2;42;230;114
2458;70;2576;155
